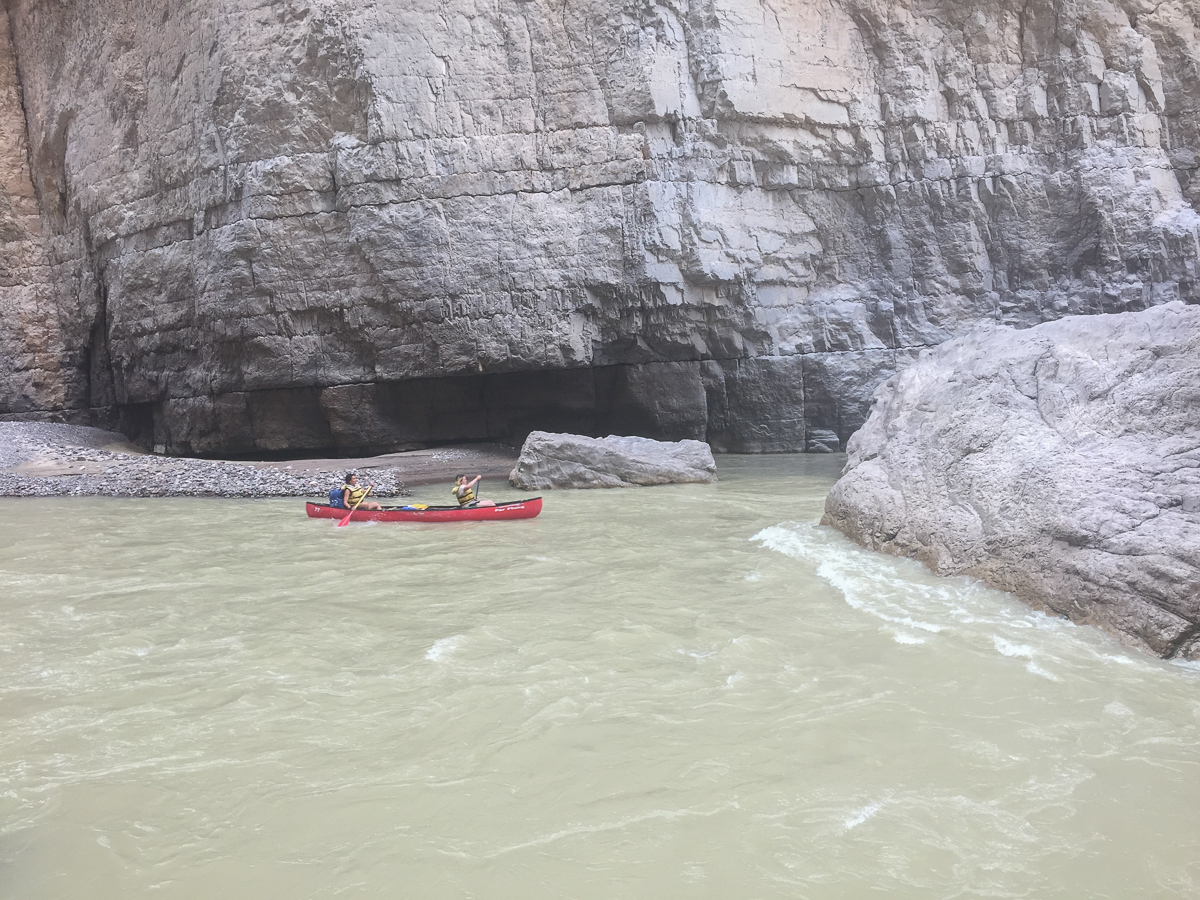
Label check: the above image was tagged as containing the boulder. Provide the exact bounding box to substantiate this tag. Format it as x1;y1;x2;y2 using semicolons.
509;431;717;490
822;302;1200;660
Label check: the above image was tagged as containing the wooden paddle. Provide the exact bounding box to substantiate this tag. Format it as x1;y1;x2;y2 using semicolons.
338;485;372;527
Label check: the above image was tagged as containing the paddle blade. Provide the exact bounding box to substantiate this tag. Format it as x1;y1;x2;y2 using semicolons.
337;510;354;527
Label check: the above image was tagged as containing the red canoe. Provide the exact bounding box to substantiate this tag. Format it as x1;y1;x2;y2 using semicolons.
306;497;542;523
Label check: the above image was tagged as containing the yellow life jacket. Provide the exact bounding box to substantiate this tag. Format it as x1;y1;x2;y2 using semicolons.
343;483;367;506
453;483;475;506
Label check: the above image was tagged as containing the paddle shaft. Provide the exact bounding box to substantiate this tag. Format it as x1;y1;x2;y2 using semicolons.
337;484;373;527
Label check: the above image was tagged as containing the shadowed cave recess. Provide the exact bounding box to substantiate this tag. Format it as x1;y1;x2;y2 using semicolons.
111;358;849;458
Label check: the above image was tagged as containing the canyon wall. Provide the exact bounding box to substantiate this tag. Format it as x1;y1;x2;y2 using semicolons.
2;0;1199;454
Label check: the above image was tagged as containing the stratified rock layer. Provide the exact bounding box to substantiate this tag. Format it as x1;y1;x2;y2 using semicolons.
510;431;717;489
4;1;1200;454
822;303;1200;659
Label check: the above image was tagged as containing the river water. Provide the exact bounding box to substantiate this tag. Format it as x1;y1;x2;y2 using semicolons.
2;456;1198;899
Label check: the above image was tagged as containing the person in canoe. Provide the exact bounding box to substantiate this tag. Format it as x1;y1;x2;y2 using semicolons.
340;472;382;511
452;474;495;508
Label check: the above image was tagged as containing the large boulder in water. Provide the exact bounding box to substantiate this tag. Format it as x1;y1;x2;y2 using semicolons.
822;302;1200;660
509;431;717;489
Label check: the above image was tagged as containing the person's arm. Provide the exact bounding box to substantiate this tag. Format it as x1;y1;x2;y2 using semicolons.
469;475;481;489
343;488;352;507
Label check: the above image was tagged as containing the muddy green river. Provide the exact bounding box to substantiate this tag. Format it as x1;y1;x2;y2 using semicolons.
2;456;1198;898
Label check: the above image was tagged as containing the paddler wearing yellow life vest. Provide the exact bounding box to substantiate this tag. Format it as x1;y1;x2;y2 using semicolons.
342;472;382;511
452;474;496;508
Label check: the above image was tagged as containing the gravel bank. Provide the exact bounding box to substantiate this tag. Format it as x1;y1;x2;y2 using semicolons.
0;422;408;497
0;423;514;499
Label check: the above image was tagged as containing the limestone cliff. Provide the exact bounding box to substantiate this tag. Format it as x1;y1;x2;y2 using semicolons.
2;0;1199;454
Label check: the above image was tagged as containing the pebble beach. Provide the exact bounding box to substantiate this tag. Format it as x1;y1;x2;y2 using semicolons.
0;423;519;499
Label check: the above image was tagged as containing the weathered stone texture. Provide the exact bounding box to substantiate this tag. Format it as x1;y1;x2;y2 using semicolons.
3;0;1200;453
0;11;83;417
509;430;718;489
822;302;1200;659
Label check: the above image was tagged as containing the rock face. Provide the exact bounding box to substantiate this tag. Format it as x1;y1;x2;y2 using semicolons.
3;1;1200;454
509;431;717;489
822;302;1200;660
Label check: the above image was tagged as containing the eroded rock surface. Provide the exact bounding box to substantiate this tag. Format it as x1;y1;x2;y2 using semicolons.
3;1;1200;454
823;303;1200;659
509;431;717;489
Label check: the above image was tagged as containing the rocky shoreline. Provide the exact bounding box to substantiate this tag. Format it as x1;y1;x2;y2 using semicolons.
822;303;1200;660
0;423;518;500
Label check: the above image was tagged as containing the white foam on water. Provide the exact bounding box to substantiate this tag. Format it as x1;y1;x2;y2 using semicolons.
751;523;1098;678
1025;662;1060;682
844;800;884;830
752;524;948;636
992;637;1063;680
425;635;464;662
993;637;1032;659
